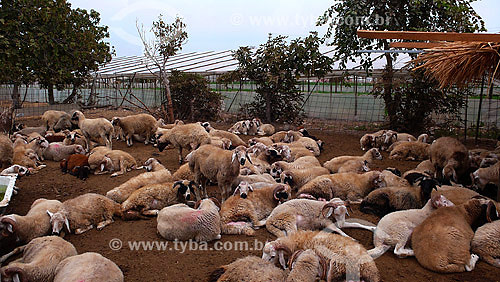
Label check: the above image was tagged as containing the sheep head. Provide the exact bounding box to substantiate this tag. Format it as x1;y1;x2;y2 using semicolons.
143;158;159;171
321;198;349;222
280;171;293;186
1;266;27;282
53;115;72;132
418;177;440;202
200;122;211;132
262;241;292;269
174;180;198;202
272;184;290;203
73;166;90;180
370;148;383;160
111;117;121;126
370;171;385;188
288;249;327;280
231;146;250;166
99;157;114;173
70;111;84;126
383;130;397;145
430;194;454;209
74;145;86;155
317;140;324;152
233;181;254;199
270;162;283;179
46;210;70;235
466;197;500;229
442;161;458;183
157;132;171;152
0;216;17;238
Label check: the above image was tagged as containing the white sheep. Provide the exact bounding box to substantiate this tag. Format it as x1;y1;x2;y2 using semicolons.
42;110;72;131
111;113;158;146
1;164;29;176
368;194;454;259
323;148;382;173
157;123;211;164
208;256;286;282
0;236;77;282
471;162;499;190
53;252;123;282
157;198;221;242
71;110;114;150
389;141;430;161
106;158;172;203
62;129;88;151
279;167;330;191
47;193;122;235
202;122;247;148
42;142;85;161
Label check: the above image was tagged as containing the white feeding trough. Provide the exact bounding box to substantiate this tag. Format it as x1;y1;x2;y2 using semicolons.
0;175;17;209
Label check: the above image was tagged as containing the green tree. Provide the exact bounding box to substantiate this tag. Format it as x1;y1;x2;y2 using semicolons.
317;0;485;127
0;0;113;105
233;33;334;123
137;16;188;123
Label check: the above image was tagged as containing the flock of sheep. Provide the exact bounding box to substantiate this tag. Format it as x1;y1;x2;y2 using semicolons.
0;109;499;281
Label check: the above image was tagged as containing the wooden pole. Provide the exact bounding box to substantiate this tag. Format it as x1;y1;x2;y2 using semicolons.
475;77;485;144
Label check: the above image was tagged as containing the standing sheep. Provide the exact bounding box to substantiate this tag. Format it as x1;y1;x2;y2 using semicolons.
157;123;210;164
71;110;114;150
111;113;158;146
430;137;470;183
157;198;221;242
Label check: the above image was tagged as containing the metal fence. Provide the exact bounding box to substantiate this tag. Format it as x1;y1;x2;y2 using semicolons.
0;73;499;139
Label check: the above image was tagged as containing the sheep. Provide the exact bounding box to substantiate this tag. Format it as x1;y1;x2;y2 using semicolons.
227;120;247;135
202;122;247;148
208;136;232;150
402;159;435;180
266;198;375;239
220;182;290;235
270;156;321;179
13;126;47;137
172;163;194;181
42;110;72;131
53;252;124;282
367;194;454;259
278;143;314;161
389;141;430;161
0;134;13;168
0;198;62;247
471;162;499;190
42;142;85;161
386;133;429;152
360;130;386;151
231;173;276;190
15;135;49;161
160;119;184;129
286;249;328;282
471;219;500;268
106;158;172;203
297;171;385;202
71;110;114;150
381;169;410;187
12;147;46;172
1;164;30;177
411;197;498;273
430;137;470;183
157;123;211;164
156;198;221;242
47;193;122;235
87;146;111;172
262;230;380;282
270;131;290;143
111;113;158;146
62;129;88;150
59;154;90;180
323;148;382;173
189;145;251;201
336;159;370;174
0;236;77;282
280;167;330;191
248;136;273;146
257;123;276;136
102;149;142;177
360;177;440;217
121;180;198;219
208;256;287;282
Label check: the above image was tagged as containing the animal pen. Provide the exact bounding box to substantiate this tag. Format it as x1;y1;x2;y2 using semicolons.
0;47;498;138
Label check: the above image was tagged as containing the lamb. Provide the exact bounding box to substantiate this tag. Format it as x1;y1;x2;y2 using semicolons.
389;141;430;161
471;219;500;268
270;156;321;179
42;143;85;161
87;146;112;172
53;252;124;282
189;145;251;201
102;149;142;177
208;256;287;282
262;230;380;282
367;194;454;259
47;193;122;235
157;123;211;164
0;236;77;282
270;131;291;143
360;130;386;151
121;180;198;219
266;198;375;238
471;162;499;190
412;197;498;273
323;148;382;173
172;163;194;181
106;158;172;203
71;110;114;150
111;113;158;146
257;123;276;136
1;164;30;176
430;137;470;183
60;154;90;180
15;135;49;161
387;133;430;152
202;122;247;148
157;198;221;242
62;129;88;150
220;182;290;235
0;198;62;247
0;134;13;168
360;177;440;217
297;171;385;202
231;173;276;190
280;167;330;191
42;110;72;131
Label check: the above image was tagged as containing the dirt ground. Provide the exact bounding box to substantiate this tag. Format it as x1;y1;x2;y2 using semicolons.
4;109;500;282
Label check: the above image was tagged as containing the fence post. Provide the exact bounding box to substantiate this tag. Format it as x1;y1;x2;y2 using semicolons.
354;75;358;116
475;76;485;144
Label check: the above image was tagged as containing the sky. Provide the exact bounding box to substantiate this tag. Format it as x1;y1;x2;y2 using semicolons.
68;0;500;57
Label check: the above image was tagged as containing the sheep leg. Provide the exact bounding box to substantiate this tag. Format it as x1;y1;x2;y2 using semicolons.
75;225;94;234
111;158;127;177
325;222;353;239
178;146;183;164
96;219;114;230
393;237;414;258
265;222;287;237
367;244;392;259
339;221;376;232
126;134;133;147
142;210;160;216
0;245;25;263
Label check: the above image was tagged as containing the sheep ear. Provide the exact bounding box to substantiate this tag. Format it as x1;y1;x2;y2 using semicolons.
325;207;333;218
278;250;287;269
248;184;254;192
233;187;240;196
46;210;54;218
64;217;71;233
231;152;237;163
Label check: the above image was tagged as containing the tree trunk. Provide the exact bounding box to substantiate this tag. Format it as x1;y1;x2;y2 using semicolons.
265;92;271;122
63;84;78;104
161;73;175;123
382;40;397;127
48;84;55;105
11;83;21;109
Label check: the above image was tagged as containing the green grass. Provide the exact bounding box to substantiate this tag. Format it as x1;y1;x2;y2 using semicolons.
0;184;7;201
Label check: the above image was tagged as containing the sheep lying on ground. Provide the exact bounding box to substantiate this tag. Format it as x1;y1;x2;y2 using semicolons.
172;163;194;181
257;123;276;136
103;149;142;177
157;198;221;242
13;147;46;172
323;148;382;173
53;252;124;282
262;230;380;282
471;219;500;268
47;193;122;235
280;167;330;191
266;198;375;238
297;171;385;202
121;180;198;220
71;110;114;150
402;159;435;180
106;158;172;203
220;182;290;235
389;141;430;161
209;256;287;282
0;198;62;248
60;154;90;180
381;169;410;187
0;164;30;176
412;197;498;273
430;137;470;183
42;142;85;161
270;156;321;179
360;130;386;151
471;162;499;190
0;236;77;282
157;123;210;164
368;194;454;259
111;113;158;146
62;129;88;150
248;136;273;146
0;134;13;168
227;121;247;135
202;122;247;148
231;173;276;190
